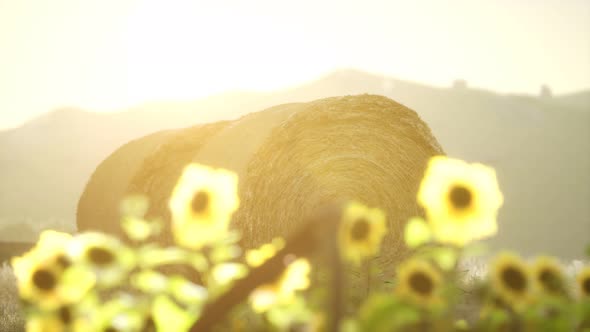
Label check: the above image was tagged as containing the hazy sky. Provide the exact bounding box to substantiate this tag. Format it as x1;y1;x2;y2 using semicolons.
1;0;589;129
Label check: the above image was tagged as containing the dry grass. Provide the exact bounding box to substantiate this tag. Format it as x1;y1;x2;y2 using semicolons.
0;263;25;332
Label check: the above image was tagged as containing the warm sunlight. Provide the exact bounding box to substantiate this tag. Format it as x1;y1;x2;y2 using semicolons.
1;2;589;330
121;0;335;102
0;0;588;128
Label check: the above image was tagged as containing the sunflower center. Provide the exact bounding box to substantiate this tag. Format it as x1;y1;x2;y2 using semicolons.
583;278;590;295
142;316;156;332
56;254;71;269
409;271;433;296
191;190;209;213
351;218;370;241
449;185;472;209
539;269;560;292
32;268;56;291
59;306;72;324
501;266;526;292
87;247;115;266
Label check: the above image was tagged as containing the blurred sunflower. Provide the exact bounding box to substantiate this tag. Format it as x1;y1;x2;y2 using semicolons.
26;306;90;332
89;296;148;332
489;252;531;309
67;232;135;288
417;156;503;246
249;258;311;313
531;256;568;297
168;163;240;249
338;201;387;265
11;230;94;309
577;266;590;298
395;258;442;307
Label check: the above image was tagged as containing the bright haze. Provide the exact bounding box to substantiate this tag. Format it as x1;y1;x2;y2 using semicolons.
0;0;589;129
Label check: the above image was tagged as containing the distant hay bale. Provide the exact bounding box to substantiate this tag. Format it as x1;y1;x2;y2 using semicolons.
77;95;443;281
77;121;230;240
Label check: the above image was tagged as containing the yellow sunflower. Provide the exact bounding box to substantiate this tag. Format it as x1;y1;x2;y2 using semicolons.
168;163;240;249
26;306;91;332
577;266;590;299
89;297;148;332
11;230;94;310
249;258;311;313
338;201;387;265
489;252;531;309
67;232;135;288
531;256;567;297
394;258;443;307
417;156;503;246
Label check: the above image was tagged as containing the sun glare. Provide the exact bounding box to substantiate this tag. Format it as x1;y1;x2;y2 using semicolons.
121;0;325;103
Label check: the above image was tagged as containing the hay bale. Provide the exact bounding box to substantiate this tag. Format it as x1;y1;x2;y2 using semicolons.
193;95;443;280
77;121;230;240
77;129;173;237
77;95;443;281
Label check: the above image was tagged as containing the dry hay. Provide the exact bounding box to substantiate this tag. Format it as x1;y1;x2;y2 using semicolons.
233;95;443;278
77;94;443;288
77;129;174;237
77;121;230;240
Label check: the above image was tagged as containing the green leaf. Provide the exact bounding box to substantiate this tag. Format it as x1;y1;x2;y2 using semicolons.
122;216;152;241
431;247;458;270
131;270;169;294
487;309;509;331
210;244;242;263
152;295;196;332
120;195;149;218
404;217;432;248
266;296;313;330
340;318;360;332
463;242;490;258
454;319;469;331
359;294;421;332
210;262;248;286
138;245;190;267
585;243;590;258
168;276;208;305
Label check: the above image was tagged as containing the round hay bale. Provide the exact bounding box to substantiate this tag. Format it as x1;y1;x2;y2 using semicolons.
76;129;173;237
77;94;444;283
191;95;443;280
77;121;230;240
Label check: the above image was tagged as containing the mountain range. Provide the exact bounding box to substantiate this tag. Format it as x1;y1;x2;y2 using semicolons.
0;69;588;259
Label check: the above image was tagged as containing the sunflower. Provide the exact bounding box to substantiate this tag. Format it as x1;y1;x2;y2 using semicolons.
168;163;240;249
394;258;442;307
11;230;94;310
489;252;531;309
67;232;135;288
417;156;503;247
531;256;567;297
88;296;148;332
338;201;387;265
249;258;311;313
577;266;590;299
26;306;91;332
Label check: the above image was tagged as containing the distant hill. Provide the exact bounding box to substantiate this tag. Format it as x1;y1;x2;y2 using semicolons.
0;69;588;258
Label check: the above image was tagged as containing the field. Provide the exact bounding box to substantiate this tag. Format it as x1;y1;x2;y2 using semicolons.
1;129;589;331
0;263;25;332
2;253;588;331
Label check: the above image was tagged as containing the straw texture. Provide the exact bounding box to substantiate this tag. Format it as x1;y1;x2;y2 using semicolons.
77;95;443;281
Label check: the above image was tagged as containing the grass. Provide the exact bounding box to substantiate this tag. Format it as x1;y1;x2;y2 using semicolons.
0;263;25;332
